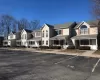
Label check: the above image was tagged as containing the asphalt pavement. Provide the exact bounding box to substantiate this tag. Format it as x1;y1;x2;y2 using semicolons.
0;49;100;80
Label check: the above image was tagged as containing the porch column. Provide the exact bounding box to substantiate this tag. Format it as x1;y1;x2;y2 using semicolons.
96;39;97;46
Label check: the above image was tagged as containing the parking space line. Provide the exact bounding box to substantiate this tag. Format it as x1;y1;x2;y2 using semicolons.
92;59;100;72
55;55;79;64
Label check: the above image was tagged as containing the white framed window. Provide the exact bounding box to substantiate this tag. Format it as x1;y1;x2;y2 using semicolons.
80;40;89;45
46;40;48;45
42;31;44;37
25;34;27;39
56;29;62;35
10;34;13;39
22;34;27;39
80;25;88;35
22;34;24;39
46;30;48;37
36;31;41;37
90;39;96;45
29;41;35;45
42;41;44;44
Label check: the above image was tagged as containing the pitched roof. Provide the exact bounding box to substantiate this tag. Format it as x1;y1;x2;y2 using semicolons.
50;35;68;40
71;34;97;39
86;20;100;26
45;23;54;28
12;31;16;34
74;20;100;29
24;29;32;33
54;22;75;29
28;37;41;41
32;29;41;32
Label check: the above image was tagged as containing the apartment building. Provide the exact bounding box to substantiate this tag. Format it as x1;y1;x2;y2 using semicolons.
3;31;16;47
16;29;32;47
3;20;100;50
27;29;41;48
71;21;99;50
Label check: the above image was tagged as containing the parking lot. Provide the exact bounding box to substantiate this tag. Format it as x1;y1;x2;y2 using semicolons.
0;49;100;80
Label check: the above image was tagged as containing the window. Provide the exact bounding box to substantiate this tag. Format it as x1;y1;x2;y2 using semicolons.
22;35;24;39
80;25;88;35
56;30;62;35
59;30;61;34
25;34;27;39
80;40;89;45
42;31;44;37
29;41;35;45
22;34;27;39
90;39;96;45
46;40;48;45
4;42;8;44
17;42;21;45
32;41;35;45
42;41;44;44
36;31;41;37
46;30;48;37
10;34;13;39
54;40;59;45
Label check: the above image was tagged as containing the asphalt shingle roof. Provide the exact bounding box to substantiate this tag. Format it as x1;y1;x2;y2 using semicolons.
50;35;68;40
24;29;32;33
71;34;97;39
74;20;100;29
54;22;74;29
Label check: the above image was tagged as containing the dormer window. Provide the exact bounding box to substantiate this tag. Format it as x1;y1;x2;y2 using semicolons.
80;25;88;35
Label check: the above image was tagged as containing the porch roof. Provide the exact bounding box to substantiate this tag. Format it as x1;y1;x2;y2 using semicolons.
71;34;97;40
50;35;68;40
16;39;21;42
3;40;9;42
28;37;41;41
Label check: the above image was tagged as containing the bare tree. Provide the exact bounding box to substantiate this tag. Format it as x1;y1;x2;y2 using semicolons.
92;0;100;20
0;14;17;38
30;20;40;30
18;18;29;30
92;0;100;49
18;19;40;31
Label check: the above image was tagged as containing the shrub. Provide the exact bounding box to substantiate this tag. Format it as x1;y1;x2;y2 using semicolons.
79;46;90;50
67;46;75;49
39;46;49;49
39;46;61;49
49;46;61;49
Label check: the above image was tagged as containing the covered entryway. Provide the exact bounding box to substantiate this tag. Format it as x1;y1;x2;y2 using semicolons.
71;34;97;50
50;35;68;49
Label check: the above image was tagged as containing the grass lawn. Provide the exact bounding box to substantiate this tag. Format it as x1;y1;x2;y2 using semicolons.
93;50;100;54
61;49;85;53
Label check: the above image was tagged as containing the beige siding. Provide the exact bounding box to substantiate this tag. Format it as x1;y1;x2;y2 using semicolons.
42;24;50;46
90;27;98;34
8;34;16;40
75;29;79;35
63;29;69;35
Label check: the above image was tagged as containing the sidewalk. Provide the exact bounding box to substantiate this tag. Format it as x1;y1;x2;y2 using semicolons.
3;48;100;58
